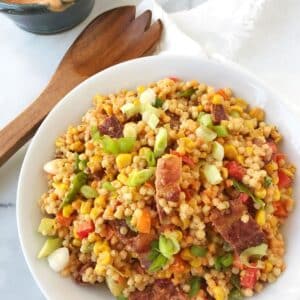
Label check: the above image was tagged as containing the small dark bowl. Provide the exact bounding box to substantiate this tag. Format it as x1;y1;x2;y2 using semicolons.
0;0;95;34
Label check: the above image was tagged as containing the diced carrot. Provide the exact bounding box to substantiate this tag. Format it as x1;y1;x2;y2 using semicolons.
217;89;229;100
170;255;186;273
274;152;285;164
76;219;95;239
136;208;151;234
240;268;258;289
182;155;195;167
237;192;249;204
273;201;288;218
56;213;73;227
226;161;246;181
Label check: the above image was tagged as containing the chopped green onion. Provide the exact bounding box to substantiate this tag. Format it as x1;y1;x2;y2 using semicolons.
127;168;155;187
154;127;168;157
190;245;207;257
154;97;164;108
38;218;56;236
212;125;229;137
118;137;136;153
61;172;87;207
140;103;161;117
148;240;160;261
142;111;160;130
198;113;213;127
145;150;156;167
120;102;140;118
212;141;224;161
101;137;136;154
80;185;99;199
123;122;137;138
90;126;101;141
232;180;265;209
220;253;233;267
148;253;168;273
264;176;272;187
102;182;116;192
214;256;223;271
188;277;202;298
159;234;180;259
203;164;223;185
38;238;62;259
179;88;196;98
74;153;80;171
140;88;156;105
101;136;119;154
78;159;87;171
229;289;243;300
196;126;217;142
240;243;268;267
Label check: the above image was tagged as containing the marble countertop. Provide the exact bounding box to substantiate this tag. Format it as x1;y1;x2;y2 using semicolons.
0;0;205;299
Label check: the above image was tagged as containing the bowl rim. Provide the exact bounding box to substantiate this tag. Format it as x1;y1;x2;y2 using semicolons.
16;54;300;299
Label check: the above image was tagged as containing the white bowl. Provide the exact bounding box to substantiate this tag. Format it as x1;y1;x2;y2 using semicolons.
17;55;300;300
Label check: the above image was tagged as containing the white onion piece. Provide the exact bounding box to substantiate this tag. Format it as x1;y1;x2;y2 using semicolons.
48;247;69;272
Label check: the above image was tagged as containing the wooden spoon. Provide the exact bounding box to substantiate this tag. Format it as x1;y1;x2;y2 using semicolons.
0;6;162;167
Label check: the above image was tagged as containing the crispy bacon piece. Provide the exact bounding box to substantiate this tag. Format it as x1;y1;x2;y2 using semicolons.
99;115;123;138
155;154;182;202
211;104;228;124
129;280;188;300
166;112;180;130
210;199;266;254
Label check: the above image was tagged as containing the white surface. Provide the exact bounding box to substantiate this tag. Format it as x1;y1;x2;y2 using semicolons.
17;55;300;300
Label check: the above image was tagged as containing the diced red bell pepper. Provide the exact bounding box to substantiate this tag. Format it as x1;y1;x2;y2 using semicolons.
76;219;95;239
56;213;73;227
237;192;250;204
240;268;259;289
226;161;246;181
273;152;285;164
278;169;292;189
273;201;288;218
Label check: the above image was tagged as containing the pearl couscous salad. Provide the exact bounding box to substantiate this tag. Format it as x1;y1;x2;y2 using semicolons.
37;78;295;300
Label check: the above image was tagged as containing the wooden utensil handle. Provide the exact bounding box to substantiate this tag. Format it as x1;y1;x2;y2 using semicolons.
0;72;82;167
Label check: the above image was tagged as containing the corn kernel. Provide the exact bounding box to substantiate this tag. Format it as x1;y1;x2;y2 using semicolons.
73;227;79;239
72;198;82;210
88;232;100;243
273;186;281;201
94;195;107;208
171;230;183;242
70;141;84;152
72;238;82;247
137;86;145;94
245;146;253;156
236;98;248;110
265;161;278;174
282;168;293;177
103;104;112;115
133;98;140;106
95;263;106;276
80;201;92;214
212;94;224;104
90;207;102;221
249;107;265;121
256;209;266;226
221;167;228;179
213;286;225;300
230;105;243;113
190;259;202;268
236;155;244;165
224;144;238;160
116;153;132;169
93;94;105;105
53;182;68;191
198;105;203;112
62;204;74;218
264;261;273;273
255;188;267;199
245;120;255;130
179;137;195;152
117;173;128;185
93;240;109;255
180;248;194;261
97;251;112;266
87;155;102;173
